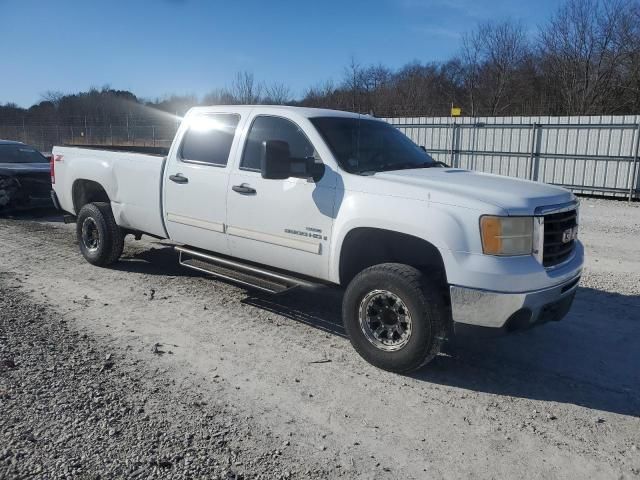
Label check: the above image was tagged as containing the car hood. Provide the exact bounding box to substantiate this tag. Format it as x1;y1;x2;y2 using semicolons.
364;168;575;215
0;163;51;175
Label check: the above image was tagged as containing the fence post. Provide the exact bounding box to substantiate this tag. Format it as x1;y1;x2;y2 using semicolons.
528;123;541;181
450;122;458;167
629;123;640;202
528;123;536;180
152;126;156;147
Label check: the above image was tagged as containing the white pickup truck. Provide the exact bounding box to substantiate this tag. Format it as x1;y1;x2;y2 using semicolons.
51;106;583;372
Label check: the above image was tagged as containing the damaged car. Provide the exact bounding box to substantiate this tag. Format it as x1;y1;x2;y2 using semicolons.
0;140;52;212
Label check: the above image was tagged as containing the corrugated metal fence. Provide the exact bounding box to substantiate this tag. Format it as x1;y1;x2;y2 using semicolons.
384;115;640;201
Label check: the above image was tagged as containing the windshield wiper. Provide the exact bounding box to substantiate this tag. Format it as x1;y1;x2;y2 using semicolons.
354;162;431;175
377;161;436;172
435;161;449;167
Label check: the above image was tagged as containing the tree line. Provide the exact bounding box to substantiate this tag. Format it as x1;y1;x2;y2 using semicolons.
2;0;639;127
305;0;640;117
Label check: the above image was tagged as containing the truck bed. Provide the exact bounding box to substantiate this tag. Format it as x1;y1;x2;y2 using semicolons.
64;144;169;156
52;145;168;238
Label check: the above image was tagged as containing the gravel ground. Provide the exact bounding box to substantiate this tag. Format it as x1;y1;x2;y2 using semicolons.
0;279;328;479
0;197;639;479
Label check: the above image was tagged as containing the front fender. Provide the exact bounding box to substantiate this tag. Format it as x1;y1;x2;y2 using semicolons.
328;190;486;283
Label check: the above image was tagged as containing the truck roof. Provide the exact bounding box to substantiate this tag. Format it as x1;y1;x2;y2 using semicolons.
0;139;25;145
187;105;376;120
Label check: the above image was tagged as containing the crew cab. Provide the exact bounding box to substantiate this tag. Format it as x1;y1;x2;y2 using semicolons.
51;106;583;372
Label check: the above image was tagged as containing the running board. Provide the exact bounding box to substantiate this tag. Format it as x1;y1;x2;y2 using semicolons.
176;246;317;294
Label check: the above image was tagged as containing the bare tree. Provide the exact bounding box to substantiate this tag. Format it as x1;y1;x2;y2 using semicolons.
343;56;363;111
459;31;482;116
203;87;237;105
231;71;262;104
359;64;393;114
482;21;529;114
301;80;339;108
539;0;631;114
263;82;292;105
40;91;65;108
460;20;529;115
609;0;640;111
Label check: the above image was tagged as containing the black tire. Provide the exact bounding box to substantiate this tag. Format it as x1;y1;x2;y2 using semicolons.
76;202;124;266
342;263;447;373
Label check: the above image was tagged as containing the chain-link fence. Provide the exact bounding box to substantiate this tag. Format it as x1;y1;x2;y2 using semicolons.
0;124;179;153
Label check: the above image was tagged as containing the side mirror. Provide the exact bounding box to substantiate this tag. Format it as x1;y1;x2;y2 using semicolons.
261;140;291;180
261;140;325;181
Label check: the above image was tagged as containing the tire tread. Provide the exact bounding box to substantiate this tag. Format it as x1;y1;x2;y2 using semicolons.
76;202;124;267
343;262;447;373
94;202;124;265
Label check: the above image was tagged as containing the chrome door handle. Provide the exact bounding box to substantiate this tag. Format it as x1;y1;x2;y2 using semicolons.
232;183;256;195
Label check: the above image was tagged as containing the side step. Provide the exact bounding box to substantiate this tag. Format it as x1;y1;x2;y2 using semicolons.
176;246;318;294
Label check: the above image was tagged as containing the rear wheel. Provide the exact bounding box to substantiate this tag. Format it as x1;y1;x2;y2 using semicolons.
76;202;124;266
342;263;446;373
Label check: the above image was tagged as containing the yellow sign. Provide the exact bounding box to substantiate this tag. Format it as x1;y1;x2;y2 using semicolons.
451;107;462;117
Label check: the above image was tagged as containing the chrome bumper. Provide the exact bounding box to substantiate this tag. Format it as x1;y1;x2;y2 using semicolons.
449;274;581;330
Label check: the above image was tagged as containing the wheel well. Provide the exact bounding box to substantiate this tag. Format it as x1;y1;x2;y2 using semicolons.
339;228;447;286
72;179;110;213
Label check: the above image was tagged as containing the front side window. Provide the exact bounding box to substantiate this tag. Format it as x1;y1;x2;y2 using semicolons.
310;116;435;174
240;116;317;171
180;114;240;166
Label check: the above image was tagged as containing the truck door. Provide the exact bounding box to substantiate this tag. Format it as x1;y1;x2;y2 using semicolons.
226;115;336;280
163;113;242;254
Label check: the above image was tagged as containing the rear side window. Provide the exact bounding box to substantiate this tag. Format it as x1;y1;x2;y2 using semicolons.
240;116;316;171
0;144;48;164
180;114;240;166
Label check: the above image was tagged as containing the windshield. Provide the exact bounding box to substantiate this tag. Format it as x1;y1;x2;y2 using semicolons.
310;116;435;174
0;144;48;164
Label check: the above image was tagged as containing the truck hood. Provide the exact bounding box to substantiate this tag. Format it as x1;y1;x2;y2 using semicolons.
368;168;574;215
0;163;51;175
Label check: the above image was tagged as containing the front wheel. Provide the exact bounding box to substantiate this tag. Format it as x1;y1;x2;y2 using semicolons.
342;263;447;373
76;202;124;266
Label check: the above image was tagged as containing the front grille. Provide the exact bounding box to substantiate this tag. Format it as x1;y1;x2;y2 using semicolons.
543;209;577;267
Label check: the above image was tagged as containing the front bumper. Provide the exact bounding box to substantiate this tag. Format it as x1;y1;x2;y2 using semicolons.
450;273;581;331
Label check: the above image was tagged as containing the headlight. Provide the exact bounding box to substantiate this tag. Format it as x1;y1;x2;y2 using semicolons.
480;216;534;256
